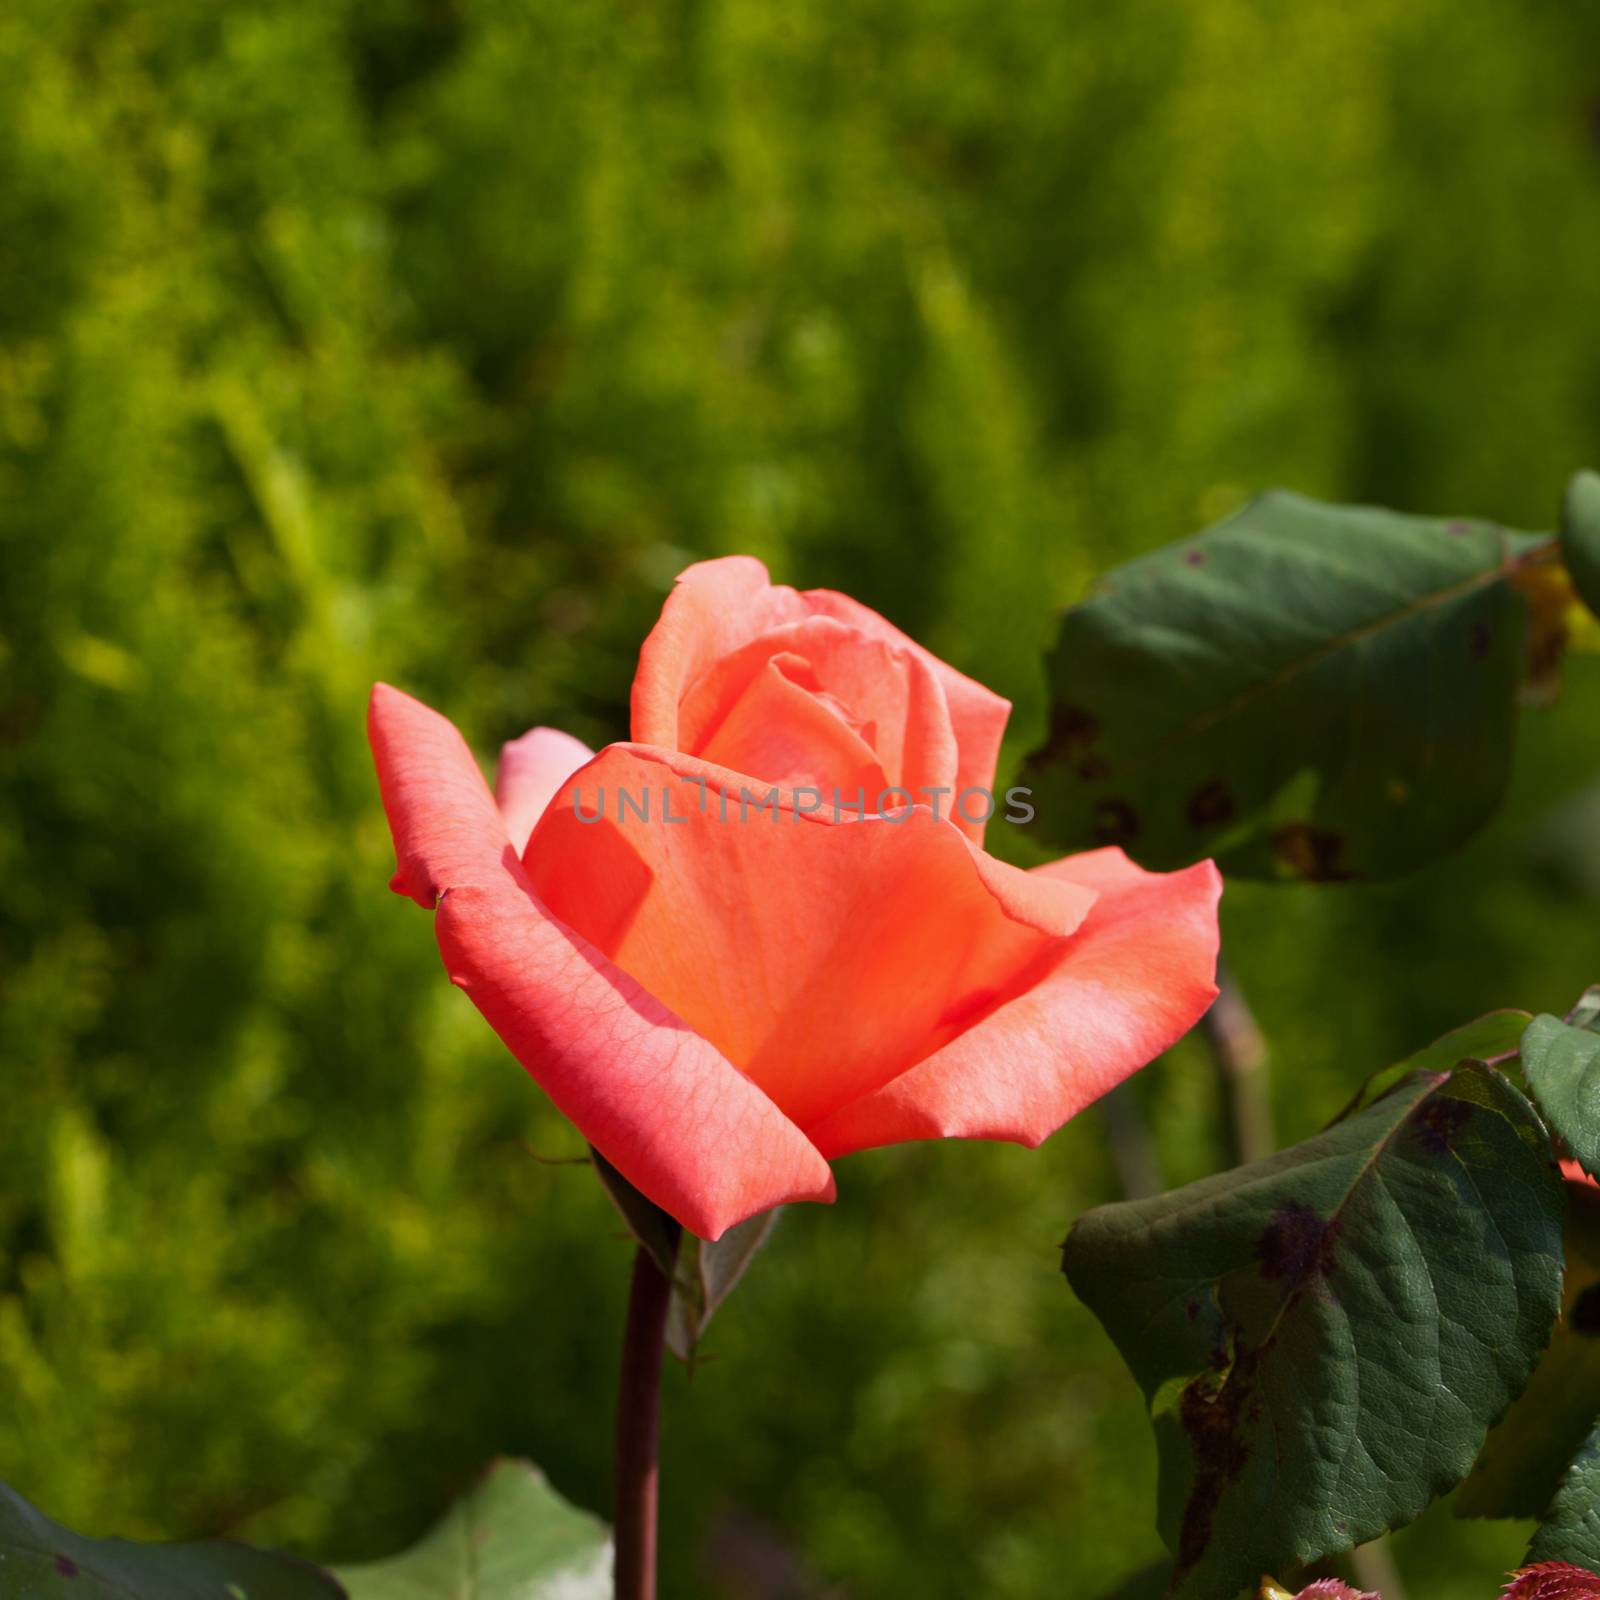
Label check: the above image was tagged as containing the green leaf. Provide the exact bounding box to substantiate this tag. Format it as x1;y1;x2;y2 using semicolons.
1562;471;1600;623
335;1459;609;1600
590;1147;681;1274
1458;1172;1600;1521
0;1479;344;1598
591;1149;775;1361
1064;1063;1564;1600
1456;1319;1600;1522
1567;986;1600;1035
1026;489;1555;880
667;1207;782;1364
1330;1011;1529;1123
1529;1422;1600;1571
1524;1014;1600;1182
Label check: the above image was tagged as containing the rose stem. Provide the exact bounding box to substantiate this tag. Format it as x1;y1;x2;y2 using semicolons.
614;1230;680;1600
1100;1083;1164;1199
1200;955;1274;1167
1347;1537;1408;1600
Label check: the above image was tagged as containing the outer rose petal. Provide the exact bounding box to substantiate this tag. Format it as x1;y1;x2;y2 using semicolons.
630;556;1008;841
496;726;595;855
806;847;1221;1158
368;683;836;1239
527;744;1098;1131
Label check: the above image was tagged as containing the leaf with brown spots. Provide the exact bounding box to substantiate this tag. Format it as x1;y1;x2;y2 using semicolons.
1028;487;1565;880
1064;1061;1562;1600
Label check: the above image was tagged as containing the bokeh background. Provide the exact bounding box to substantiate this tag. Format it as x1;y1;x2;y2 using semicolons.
3;2;1600;1595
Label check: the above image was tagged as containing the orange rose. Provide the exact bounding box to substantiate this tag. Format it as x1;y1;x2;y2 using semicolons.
370;558;1220;1237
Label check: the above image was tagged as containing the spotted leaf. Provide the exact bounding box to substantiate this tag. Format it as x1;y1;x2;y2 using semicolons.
1065;1060;1563;1600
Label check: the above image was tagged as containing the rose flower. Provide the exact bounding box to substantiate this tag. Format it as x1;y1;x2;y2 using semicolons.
370;558;1221;1238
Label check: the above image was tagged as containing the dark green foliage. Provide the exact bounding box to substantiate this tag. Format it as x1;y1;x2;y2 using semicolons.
1530;1433;1600;1578
1065;1058;1564;1600
3;2;1600;1598
1456;1320;1600;1526
1331;1012;1529;1123
1525;1014;1600;1182
1461;1011;1600;1524
1530;1424;1600;1572
1458;1167;1600;1523
1027;490;1558;880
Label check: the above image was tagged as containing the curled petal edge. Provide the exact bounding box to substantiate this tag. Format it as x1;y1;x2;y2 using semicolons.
369;682;836;1239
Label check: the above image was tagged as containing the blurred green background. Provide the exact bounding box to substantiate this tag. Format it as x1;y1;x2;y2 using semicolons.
3;1;1599;1595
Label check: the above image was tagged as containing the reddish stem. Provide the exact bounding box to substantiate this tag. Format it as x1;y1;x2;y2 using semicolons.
613;1236;678;1600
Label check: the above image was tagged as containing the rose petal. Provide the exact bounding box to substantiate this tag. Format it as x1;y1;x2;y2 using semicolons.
678;616;960;803
691;646;889;798
527;744;1097;1131
806;846;1221;1157
496;726;596;855
630;557;809;749
630;557;1007;841
801;587;1011;838
368;683;835;1239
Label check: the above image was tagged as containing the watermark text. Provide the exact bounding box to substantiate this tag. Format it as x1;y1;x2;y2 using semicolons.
567;778;1035;826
